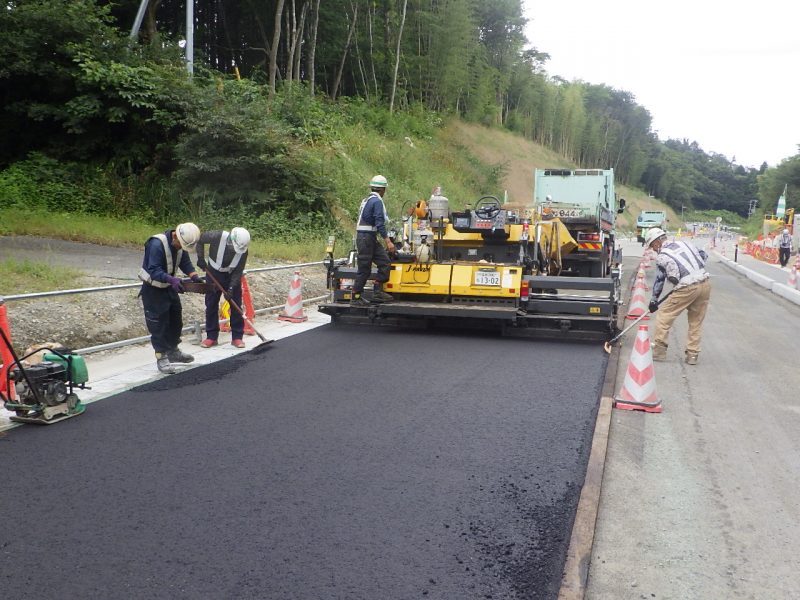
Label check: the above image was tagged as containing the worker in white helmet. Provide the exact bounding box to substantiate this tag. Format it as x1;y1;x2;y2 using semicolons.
138;222;202;374
644;227;710;366
196;227;251;349
350;175;396;307
777;227;793;267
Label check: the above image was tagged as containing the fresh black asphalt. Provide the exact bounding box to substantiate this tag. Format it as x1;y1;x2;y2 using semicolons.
0;324;607;599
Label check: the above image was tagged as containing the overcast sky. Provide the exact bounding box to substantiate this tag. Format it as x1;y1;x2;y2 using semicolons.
523;0;800;168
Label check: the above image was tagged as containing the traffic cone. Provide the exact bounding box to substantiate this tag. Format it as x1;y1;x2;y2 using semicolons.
614;324;661;413
635;267;650;291
626;279;649;320
240;276;256;335
0;300;16;401
278;270;308;323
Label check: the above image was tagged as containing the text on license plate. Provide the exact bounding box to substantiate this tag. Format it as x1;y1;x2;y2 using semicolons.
474;270;500;286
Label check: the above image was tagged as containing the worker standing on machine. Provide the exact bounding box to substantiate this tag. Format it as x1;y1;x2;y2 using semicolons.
138;223;202;374
196;227;251;349
350;175;396;307
645;227;711;366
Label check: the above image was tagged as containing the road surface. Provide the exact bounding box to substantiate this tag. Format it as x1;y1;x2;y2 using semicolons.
1;324;609;599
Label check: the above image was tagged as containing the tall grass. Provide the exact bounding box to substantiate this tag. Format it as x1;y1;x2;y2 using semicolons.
0;258;84;294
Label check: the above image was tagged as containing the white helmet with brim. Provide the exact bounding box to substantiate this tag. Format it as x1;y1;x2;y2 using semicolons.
644;227;667;247
176;222;200;250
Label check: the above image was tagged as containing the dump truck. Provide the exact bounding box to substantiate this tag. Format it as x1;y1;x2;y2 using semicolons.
636;210;667;243
533;169;622;277
319;174;627;341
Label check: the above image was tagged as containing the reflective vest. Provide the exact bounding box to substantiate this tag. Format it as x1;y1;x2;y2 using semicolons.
356;192;389;233
778;232;792;248
138;234;183;288
660;241;708;288
207;230;243;273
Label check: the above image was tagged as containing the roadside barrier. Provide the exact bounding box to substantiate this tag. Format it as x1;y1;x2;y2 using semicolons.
278;271;308;323
0;299;16;400
625;278;649;320
614;324;661;413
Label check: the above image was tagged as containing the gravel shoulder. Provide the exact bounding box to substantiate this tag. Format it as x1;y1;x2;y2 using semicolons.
0;236;329;352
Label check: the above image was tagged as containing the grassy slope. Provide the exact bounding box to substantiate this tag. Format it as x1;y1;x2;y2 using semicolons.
0;118;678;260
445;120;679;233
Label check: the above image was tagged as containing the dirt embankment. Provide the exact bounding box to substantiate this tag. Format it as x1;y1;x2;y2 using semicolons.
1;236;329;352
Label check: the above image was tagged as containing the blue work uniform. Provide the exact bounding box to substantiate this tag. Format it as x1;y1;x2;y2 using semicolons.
353;192;391;294
196;230;249;342
138;230;196;354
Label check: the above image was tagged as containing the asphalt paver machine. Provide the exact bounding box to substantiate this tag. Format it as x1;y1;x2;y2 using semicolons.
321;184;625;341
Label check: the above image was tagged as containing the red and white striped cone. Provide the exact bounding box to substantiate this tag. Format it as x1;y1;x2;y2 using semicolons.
278;270;308;323
626;279;649;320
790;264;798;289
240;276;256;335
614;324;662;413
635;267;650;291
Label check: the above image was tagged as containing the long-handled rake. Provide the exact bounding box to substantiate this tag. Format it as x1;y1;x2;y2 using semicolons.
204;270;274;354
603;288;673;354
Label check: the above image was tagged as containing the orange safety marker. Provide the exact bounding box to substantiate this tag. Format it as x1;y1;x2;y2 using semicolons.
240;276;256;335
626;278;649;320
278;270;308;323
614;324;662;413
220;300;231;332
0;300;16;401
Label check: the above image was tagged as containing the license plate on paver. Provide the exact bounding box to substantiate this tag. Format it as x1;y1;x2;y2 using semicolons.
474;270;500;286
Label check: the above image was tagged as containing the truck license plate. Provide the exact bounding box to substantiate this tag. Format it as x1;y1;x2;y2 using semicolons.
474;270;500;286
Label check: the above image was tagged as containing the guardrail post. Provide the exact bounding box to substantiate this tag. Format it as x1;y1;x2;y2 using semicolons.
734;244;738;263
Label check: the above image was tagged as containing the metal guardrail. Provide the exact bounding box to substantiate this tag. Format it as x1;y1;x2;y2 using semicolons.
1;261;327;302
1;260;334;356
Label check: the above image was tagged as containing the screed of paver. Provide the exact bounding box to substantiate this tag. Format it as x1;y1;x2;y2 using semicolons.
0;325;607;600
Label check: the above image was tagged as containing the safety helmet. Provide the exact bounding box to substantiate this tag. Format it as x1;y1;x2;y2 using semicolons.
369;174;388;189
784;228;789;234
545;194;552;202
644;227;667;247
229;227;251;254
175;222;200;250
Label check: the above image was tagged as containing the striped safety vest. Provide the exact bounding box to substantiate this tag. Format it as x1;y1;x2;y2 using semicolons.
659;241;708;288
207;230;243;273
138;234;183;288
356;192;389;233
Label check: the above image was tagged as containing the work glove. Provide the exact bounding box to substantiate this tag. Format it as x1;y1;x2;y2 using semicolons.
648;299;659;313
190;274;202;283
165;275;184;293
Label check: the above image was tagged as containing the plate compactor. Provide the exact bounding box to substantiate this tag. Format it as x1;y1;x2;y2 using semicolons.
1;330;88;425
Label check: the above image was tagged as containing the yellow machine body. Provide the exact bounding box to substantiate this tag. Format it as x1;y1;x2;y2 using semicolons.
386;262;523;298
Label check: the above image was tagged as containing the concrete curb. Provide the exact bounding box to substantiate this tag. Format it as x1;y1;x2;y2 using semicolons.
715;252;800;305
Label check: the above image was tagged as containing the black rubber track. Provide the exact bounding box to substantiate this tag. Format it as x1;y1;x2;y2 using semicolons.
0;324;607;600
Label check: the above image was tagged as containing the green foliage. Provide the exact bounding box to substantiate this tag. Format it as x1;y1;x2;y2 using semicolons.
0;258;85;295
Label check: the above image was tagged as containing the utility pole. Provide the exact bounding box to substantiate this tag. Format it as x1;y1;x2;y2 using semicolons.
681;205;686;222
130;0;193;75
186;0;194;74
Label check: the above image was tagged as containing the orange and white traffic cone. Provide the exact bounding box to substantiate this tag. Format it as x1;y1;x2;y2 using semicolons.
614;324;661;413
0;300;16;401
790;264;798;289
278;270;308;323
240;276;256;335
635;267;650;291
626;279;649;320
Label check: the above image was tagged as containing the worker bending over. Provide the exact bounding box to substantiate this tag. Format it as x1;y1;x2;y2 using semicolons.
196;228;251;349
139;223;202;374
350;174;396;307
645;227;711;365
